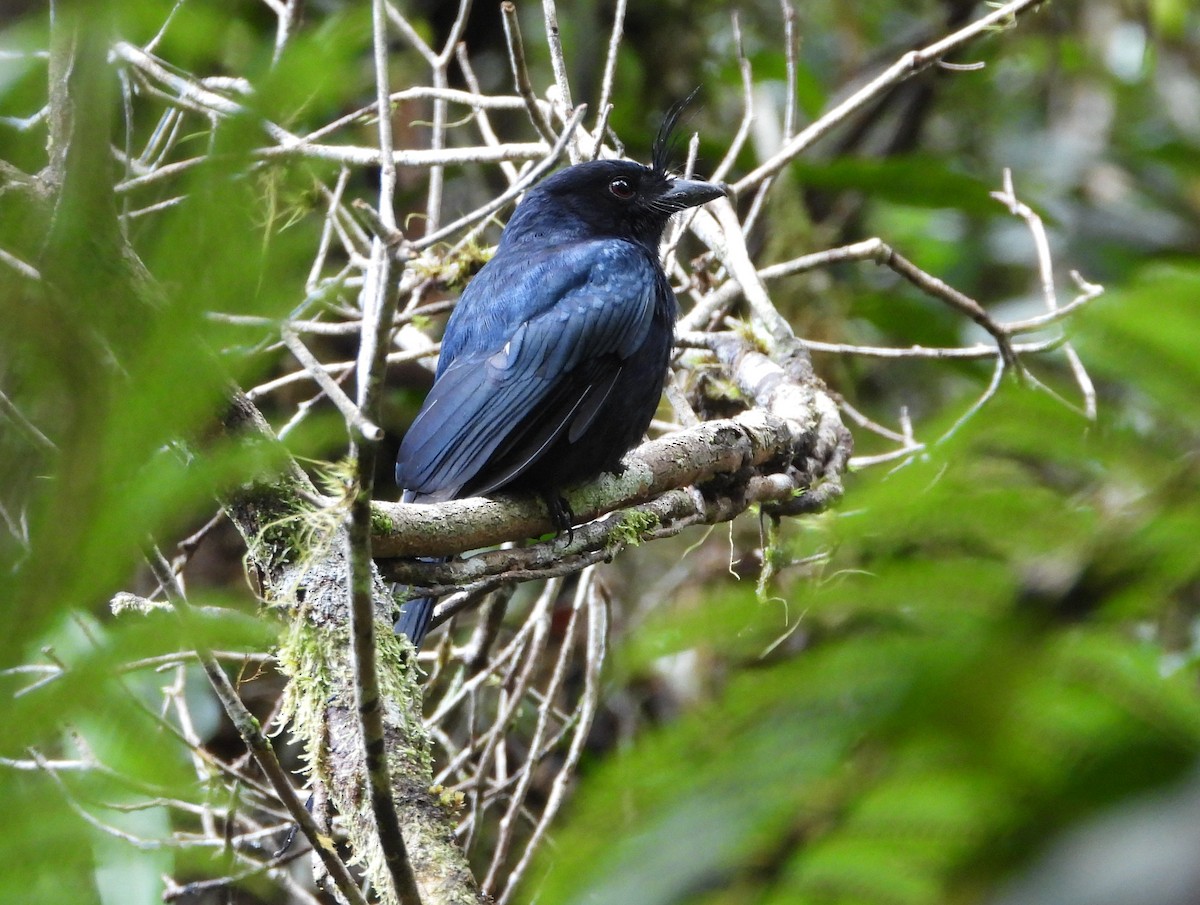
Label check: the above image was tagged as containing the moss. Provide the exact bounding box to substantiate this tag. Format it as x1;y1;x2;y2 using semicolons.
236;491;305;574
370;503;397;538
247;494;341;597
276;610;432;905
410;239;494;291
275;616;336;781
432;783;466;813
755;514;786;604
275;606;432;797
730;317;774;354
608;509;660;550
258;461;434;903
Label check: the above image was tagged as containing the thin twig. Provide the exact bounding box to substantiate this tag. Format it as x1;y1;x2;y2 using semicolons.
734;0;1048;191
343;4;422;903
595;0;627;140
418;104;586;251
541;0;577;161
484;578;583;891
423;0;475;234
281;329;382;440
797;336;1061;360
300;88;526;146
257;139;550;168
246;344;437;400
883;246;1021;371
139;551;370;905
495;572;606;905
991;168;1099;417
711;12;754;184
307;168;352;291
456;44;522;184
463;579;559;854
940;355;1007;443
501;1;558;144
781;0;798;142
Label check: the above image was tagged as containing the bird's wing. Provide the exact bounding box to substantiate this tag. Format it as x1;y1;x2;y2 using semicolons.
396;241;658;499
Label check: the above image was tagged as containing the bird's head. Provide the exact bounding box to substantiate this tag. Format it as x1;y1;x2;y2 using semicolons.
505;94;725;249
517;158;726;249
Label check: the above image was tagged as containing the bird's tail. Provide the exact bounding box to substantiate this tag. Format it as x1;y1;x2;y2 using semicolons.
393;488;450;649
395;591;436;647
393;554;446;648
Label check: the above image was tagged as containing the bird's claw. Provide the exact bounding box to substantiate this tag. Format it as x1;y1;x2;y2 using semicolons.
543;492;575;544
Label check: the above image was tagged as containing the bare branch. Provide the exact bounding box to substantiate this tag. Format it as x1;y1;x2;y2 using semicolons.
991;168;1099;417
595;0;627;140
137;548;372;905
493;572;606;904
374;406;821;560
417;105;586;251
733;0;1049;192
501;2;558;144
711;12;754;184
282;329;382;440
257;140;550;168
456;45;522;184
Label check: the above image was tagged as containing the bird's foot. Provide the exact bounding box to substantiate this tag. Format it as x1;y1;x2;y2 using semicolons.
542;491;575;544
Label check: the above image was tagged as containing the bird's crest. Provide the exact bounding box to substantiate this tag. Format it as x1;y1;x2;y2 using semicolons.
652;88;700;176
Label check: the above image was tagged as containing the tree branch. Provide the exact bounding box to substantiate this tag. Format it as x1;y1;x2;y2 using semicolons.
219;392;484;904
373;332;851;609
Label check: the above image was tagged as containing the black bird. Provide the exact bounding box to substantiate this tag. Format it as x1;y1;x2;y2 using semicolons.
394;129;726;647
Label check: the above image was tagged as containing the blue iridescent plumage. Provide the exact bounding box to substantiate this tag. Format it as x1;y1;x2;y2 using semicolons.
395;145;724;646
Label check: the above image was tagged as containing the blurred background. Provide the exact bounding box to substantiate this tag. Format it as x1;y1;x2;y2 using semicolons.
1;1;1199;903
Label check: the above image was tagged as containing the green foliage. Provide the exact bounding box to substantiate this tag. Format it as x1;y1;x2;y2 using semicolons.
534;376;1200;904
1077;263;1200;429
790;157;1001;216
0;4;364;904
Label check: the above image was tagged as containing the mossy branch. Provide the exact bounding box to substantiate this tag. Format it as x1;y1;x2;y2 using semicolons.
373;332;852;630
219;390;485;905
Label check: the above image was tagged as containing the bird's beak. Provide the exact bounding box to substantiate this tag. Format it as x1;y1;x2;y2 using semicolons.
658;177;728;213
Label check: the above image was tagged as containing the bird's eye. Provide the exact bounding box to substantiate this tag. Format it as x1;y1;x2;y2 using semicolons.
608;177;635;200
